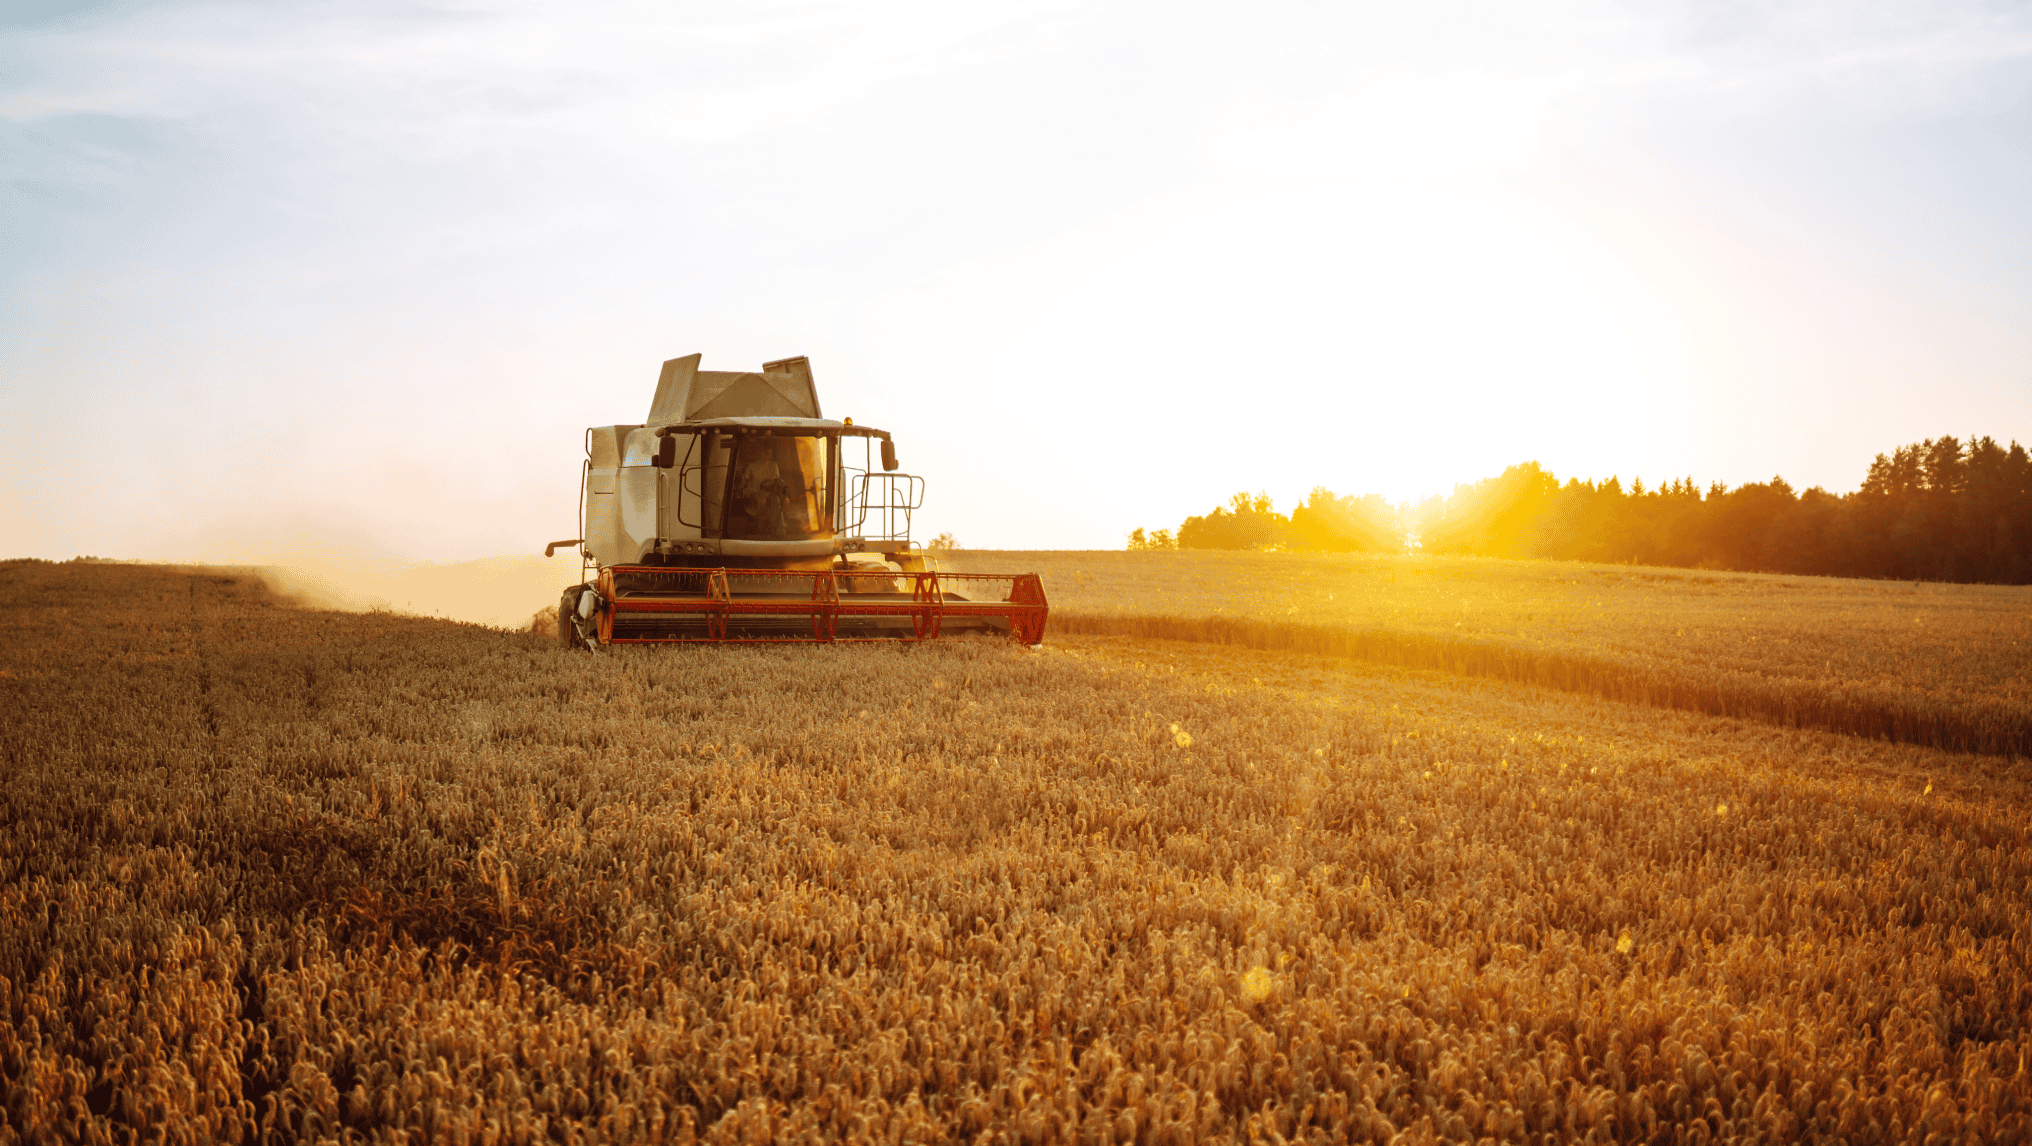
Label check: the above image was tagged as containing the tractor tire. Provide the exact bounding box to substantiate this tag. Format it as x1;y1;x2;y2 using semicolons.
559;585;588;649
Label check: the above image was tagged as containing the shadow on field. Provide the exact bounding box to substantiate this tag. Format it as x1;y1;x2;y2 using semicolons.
329;868;608;980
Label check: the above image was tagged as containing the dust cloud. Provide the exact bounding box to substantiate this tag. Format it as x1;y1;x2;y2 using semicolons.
247;552;577;630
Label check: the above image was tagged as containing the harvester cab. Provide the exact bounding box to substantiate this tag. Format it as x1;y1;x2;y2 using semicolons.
547;353;1048;647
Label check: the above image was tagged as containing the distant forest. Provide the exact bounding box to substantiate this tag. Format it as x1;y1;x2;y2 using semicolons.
1127;436;2032;584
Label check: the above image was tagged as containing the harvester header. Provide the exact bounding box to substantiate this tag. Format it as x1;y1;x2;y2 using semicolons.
547;353;1047;647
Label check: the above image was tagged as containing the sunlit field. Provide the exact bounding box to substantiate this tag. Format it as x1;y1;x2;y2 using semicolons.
3;558;2028;1143
949;550;2032;757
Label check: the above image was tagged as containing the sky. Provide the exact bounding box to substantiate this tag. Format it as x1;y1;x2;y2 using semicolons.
4;0;2030;564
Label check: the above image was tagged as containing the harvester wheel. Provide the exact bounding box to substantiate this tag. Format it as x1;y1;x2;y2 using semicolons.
559;585;589;649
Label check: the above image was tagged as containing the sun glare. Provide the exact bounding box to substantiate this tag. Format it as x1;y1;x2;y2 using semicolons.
958;179;1649;522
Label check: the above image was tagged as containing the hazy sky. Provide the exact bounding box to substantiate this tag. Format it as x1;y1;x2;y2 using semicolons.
4;0;2029;559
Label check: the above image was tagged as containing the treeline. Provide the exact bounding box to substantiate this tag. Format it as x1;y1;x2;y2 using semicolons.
1129;435;2032;584
1130;489;1402;554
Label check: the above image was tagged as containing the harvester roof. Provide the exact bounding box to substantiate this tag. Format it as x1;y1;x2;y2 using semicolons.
648;353;821;425
651;416;891;439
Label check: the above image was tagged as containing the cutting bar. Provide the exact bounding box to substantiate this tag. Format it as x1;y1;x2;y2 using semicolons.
594;566;1048;645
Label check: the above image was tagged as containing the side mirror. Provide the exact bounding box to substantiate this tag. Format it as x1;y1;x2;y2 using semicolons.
653;436;677;468
880;439;898;472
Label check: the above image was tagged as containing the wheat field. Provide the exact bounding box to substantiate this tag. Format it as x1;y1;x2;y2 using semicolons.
947;551;2032;756
2;559;2029;1144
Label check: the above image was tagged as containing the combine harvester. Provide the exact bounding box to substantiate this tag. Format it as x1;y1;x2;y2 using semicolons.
546;353;1048;648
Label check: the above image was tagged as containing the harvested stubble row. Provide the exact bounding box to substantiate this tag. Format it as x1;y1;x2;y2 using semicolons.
948;550;2032;757
1;559;2030;1144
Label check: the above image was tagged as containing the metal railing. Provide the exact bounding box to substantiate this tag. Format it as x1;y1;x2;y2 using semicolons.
841;471;924;545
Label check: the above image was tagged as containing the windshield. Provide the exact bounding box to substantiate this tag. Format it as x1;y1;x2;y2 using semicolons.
724;433;831;539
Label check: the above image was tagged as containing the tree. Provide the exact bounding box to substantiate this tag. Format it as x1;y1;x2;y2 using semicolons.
1288;487;1403;553
1417;462;1561;557
1177;491;1287;550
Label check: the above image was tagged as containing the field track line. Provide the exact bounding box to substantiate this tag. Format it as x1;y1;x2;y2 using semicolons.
1053;612;2031;758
